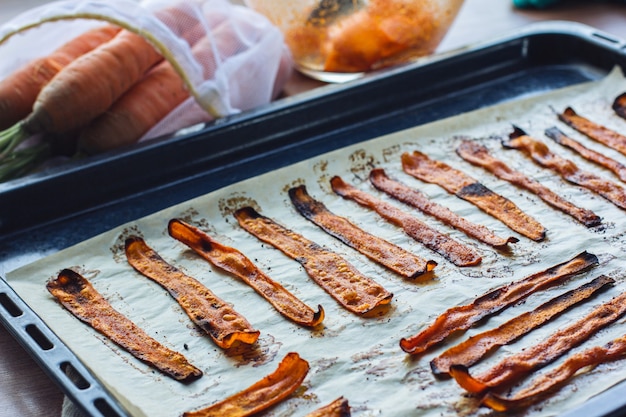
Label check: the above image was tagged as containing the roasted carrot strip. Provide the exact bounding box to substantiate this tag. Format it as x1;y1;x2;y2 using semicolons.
430;275;614;376
613;92;626;120
125;236;259;349
304;396;351;417
558;107;626;156
449;289;626;395
168;218;324;327
456;139;601;227
546;126;626;183
46;268;202;382
399;251;598;355
504;127;626;211
289;184;436;278
370;168;517;248
401;151;546;241
482;333;626;412
330;176;481;267
234;206;393;315
183;352;309;417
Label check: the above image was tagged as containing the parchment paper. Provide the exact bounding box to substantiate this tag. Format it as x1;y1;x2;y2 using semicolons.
7;67;626;417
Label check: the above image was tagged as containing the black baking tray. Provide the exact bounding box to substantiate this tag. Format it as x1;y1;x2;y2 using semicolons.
1;21;626;417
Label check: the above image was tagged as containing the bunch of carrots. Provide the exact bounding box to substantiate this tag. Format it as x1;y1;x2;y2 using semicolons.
0;9;224;182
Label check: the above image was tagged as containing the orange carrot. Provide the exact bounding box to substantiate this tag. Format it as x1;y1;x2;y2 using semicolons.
76;52;191;154
155;4;228;46
77;19;238;154
0;25;121;131
25;28;163;135
0;28;163;179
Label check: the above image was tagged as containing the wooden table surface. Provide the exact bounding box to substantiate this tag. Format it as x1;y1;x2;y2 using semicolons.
1;1;625;416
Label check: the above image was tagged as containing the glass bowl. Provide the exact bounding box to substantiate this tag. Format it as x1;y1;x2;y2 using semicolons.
244;0;465;82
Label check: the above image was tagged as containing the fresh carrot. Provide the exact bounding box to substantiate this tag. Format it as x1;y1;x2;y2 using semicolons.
26;28;163;134
76;50;192;154
0;28;163;177
0;25;121;131
155;3;228;46
77;18;242;154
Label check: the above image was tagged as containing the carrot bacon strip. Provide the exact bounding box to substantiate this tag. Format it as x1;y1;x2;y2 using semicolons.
504;127;626;210
456;139;601;227
330;176;482;267
304;397;351;417
482;333;626;412
369;168;517;248
546;126;626;183
401;151;546;241
449;290;626;395
183;352;309;417
613;92;626;120
125;236;259;349
234;207;393;315
47;269;202;382
167;218;324;328
558;107;626;156
399;251;598;355
288;184;436;279
430;275;614;376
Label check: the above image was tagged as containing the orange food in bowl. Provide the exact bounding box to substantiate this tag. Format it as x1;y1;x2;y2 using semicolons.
256;0;463;78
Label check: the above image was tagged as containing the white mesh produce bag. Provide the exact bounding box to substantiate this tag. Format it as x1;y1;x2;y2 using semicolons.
0;0;293;145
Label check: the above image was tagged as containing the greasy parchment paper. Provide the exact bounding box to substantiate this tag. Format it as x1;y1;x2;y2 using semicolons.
8;68;626;417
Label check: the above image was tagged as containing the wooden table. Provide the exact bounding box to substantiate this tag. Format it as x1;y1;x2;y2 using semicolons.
1;0;625;416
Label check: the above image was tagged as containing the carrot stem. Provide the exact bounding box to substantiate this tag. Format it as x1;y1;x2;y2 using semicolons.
0;123;28;160
0;141;50;182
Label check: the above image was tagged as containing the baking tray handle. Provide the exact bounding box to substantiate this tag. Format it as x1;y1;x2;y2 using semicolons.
0;276;129;417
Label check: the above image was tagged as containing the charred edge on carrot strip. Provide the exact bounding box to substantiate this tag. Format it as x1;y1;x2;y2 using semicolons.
304;396;351;417
401;150;546;241
481;333;626;412
125;236;259;349
505;127;626;211
613;92;626;120
456;139;601;228
399;251;598;355
46;268;202;382
233;206;393;315
546;126;626;184
330;175;481;267
558;106;626;156
369;168;517;248
430;275;614;376
449;289;626;395
167;218;324;327
288;184;435;278
183;352;309;417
